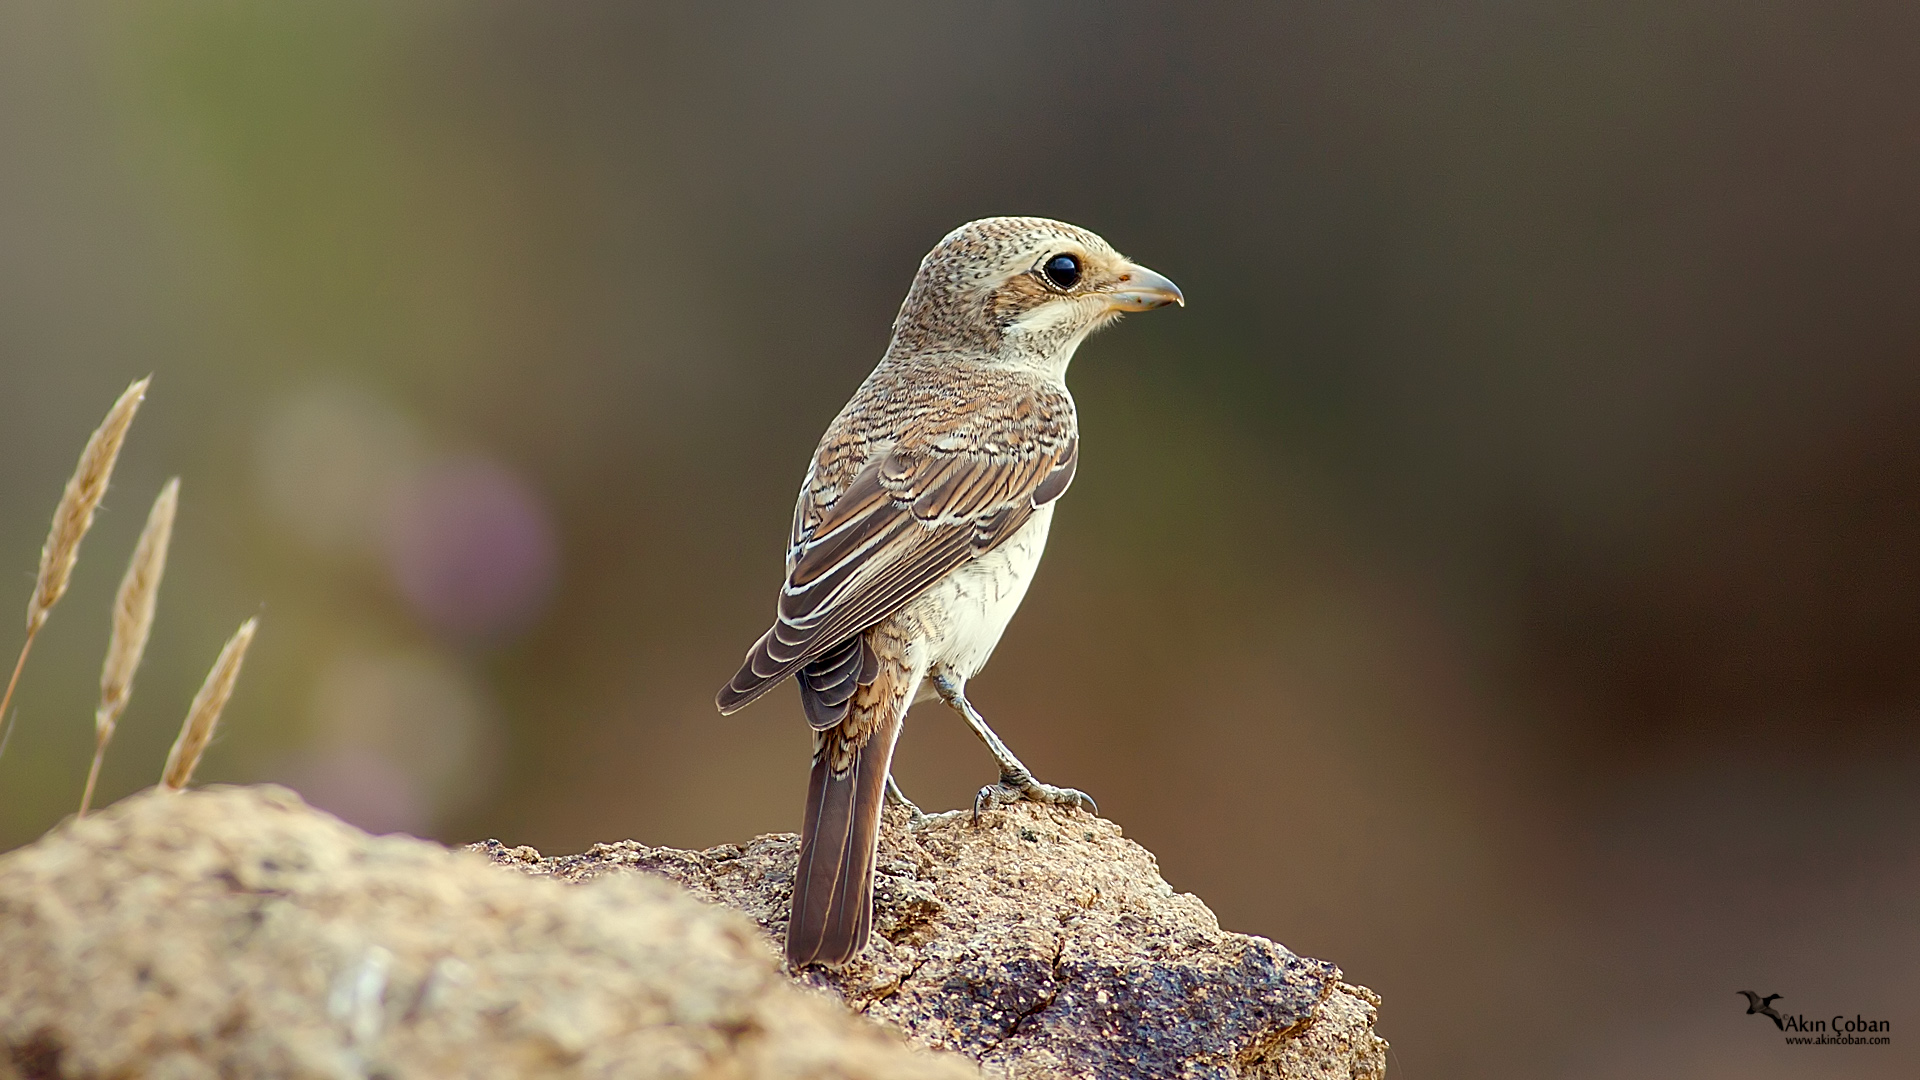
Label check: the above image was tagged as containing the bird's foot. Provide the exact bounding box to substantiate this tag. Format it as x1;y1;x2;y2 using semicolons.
972;770;1097;823
886;775;968;831
907;807;971;831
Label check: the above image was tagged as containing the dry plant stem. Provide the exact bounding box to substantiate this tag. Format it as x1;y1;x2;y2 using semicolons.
161;618;256;792
0;648;29;764
0;376;150;765
78;736;107;821
80;478;180;817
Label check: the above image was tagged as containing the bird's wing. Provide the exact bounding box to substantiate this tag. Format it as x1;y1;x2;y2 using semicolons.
717;383;1076;716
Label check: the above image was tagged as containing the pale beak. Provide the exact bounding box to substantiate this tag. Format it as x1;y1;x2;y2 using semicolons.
1104;263;1185;311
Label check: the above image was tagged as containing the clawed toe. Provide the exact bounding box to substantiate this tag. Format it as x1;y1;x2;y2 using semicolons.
1044;784;1097;815
971;775;1098;823
971;782;1018;821
908;807;969;831
1027;781;1096;816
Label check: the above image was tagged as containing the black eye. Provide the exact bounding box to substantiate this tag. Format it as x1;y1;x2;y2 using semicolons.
1041;253;1081;290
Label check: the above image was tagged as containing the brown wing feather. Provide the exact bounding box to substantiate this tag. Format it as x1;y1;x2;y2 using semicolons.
717;383;1075;715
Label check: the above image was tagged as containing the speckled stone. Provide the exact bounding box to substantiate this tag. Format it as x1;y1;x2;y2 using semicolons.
0;785;976;1080
476;801;1387;1080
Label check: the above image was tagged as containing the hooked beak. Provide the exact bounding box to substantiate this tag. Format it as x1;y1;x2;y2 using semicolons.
1104;262;1185;311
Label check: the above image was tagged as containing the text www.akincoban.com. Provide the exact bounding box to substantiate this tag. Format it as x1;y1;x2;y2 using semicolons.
1740;992;1892;1046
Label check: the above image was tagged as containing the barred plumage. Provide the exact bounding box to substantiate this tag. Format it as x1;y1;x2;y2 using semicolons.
716;217;1182;967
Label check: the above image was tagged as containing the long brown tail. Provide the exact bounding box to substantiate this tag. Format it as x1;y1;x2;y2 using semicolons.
787;705;901;967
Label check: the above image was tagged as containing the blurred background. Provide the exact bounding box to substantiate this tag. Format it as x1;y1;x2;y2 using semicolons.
1;2;1915;1076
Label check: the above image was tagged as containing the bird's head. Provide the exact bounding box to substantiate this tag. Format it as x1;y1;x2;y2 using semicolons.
888;216;1183;371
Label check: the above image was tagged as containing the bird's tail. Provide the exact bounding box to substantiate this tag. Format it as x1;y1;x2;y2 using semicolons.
787;668;904;968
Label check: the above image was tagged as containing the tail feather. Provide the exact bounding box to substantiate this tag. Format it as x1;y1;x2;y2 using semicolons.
797;634;874;730
786;708;899;967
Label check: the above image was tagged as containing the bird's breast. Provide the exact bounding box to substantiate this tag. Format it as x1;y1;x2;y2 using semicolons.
908;503;1056;680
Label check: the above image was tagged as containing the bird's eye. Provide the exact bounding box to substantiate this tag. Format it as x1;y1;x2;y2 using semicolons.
1041;253;1081;290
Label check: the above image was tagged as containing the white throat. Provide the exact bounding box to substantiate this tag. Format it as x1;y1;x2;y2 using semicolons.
1004;303;1102;381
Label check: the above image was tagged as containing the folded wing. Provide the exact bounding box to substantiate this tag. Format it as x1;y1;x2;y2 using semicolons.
717;406;1076;719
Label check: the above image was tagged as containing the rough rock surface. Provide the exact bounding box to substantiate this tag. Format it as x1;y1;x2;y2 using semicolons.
0;785;973;1080
477;802;1388;1080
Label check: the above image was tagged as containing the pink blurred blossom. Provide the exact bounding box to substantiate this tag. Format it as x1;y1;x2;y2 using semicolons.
383;455;559;642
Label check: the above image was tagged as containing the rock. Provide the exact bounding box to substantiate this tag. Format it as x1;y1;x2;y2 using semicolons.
0;785;974;1080
475;802;1388;1080
0;784;1385;1079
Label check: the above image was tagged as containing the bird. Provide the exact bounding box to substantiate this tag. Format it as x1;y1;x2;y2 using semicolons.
1738;991;1785;1030
716;216;1183;967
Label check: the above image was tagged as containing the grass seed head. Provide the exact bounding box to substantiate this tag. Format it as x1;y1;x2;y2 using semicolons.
161;617;257;792
30;376;150;636
96;477;179;741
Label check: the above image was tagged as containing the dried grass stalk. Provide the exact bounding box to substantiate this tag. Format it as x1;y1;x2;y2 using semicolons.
161;617;257;792
79;478;179;817
0;376;151;762
31;376;150;636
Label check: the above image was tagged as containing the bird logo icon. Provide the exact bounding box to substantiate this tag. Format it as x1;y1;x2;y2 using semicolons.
1739;991;1786;1030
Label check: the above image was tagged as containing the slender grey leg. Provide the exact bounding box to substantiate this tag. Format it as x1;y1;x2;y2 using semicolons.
884;774;918;813
885;773;967;830
932;671;1097;821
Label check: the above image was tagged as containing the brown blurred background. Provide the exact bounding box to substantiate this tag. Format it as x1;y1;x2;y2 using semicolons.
2;2;1916;1076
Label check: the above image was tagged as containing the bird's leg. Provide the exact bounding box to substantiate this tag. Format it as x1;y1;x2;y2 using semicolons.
884;773;967;831
931;672;1097;821
883;773;919;814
